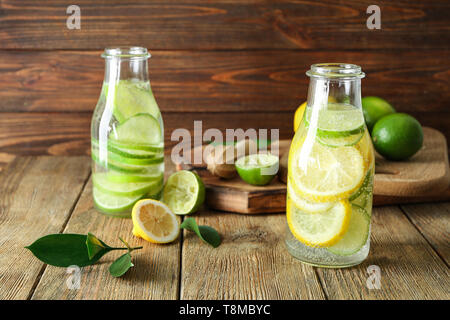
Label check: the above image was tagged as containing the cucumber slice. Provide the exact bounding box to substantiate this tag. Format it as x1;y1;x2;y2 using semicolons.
110;113;162;145
112;80;160;123
326;205;370;256
93;186;143;214
93;172;163;197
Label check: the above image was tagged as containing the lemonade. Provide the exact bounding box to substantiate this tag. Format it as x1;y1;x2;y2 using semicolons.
91;48;164;218
286;64;374;267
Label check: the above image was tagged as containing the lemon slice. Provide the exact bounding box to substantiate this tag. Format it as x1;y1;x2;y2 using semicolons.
327;205;370;256
289;139;365;202
286;197;351;247
132;199;180;243
287;178;334;213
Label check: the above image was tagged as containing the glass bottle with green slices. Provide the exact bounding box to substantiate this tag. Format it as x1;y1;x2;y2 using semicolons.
91;47;164;218
286;63;374;267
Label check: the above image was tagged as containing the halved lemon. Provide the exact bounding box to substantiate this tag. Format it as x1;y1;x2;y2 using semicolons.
286;197;351;247
132;199;180;243
289;139;365;202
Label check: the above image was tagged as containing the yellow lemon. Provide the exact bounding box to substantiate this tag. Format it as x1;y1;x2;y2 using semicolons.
294;102;307;132
132;199;180;243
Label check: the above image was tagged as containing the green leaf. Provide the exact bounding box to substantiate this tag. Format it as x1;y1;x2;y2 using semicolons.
109;253;134;277
86;233;112;260
25;234;109;267
180;217;221;248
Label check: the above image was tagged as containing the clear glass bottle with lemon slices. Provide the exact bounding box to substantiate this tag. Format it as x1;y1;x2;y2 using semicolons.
286;63;374;267
91;47;164;218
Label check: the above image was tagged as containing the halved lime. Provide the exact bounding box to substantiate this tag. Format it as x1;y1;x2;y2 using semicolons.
162;170;205;215
235;153;279;186
110;113;162;145
93;186;143;215
112;80;160;123
327;204;370;256
93;172;163;197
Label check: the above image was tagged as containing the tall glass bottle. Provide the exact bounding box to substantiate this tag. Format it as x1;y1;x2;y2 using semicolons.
285;63;374;267
91;47;164;218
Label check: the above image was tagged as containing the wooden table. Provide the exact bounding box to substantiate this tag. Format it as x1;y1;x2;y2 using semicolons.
1;156;449;300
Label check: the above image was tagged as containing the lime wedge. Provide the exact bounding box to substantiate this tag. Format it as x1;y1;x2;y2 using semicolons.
112;80;160;123
162;170;205;215
327;205;370;256
110;113;162;145
93;172;163;197
235;153;279;186
93;187;143;215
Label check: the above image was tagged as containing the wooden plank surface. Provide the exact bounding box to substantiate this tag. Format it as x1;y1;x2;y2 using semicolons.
0;156;90;299
31;178;182;300
400;202;450;266
316;206;450;299
0;0;449;50
180;210;326;299
0;50;449;115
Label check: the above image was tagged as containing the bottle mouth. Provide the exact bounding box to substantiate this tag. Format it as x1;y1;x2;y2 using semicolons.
101;47;151;59
306;63;365;79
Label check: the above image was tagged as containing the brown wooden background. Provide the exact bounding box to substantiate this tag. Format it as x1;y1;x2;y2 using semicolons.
0;0;449;170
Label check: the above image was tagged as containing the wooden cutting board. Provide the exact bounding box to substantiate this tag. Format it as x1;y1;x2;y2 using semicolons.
179;127;450;214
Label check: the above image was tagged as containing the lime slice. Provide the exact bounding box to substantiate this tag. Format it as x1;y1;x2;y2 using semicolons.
93;187;143;214
112;80;160;123
162;170;205;215
286;197;351;247
106;170;164;183
92;147;163;174
110;113;162;145
305;103;365;147
93;172;163;197
235;153;279;186
349;169;373;201
93;139;161;159
287;178;334;213
108;139;164;153
289;139;365;202
327;205;370;256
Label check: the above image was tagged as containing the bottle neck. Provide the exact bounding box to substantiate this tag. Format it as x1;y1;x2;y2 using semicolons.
103;57;149;83
307;77;362;110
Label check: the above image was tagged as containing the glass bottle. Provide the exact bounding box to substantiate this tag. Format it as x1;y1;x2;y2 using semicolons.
285;63;374;267
91;47;164;218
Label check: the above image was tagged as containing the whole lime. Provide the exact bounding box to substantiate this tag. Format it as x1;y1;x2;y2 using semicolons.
372;113;423;161
362;96;396;131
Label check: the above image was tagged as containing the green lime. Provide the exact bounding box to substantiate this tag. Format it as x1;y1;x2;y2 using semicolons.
326;204;370;256
110;113;162;145
362;96;396;132
235;154;279;186
372;113;423;161
93;187;143;216
111;80;160;123
93;172;163;197
162;170;205;215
